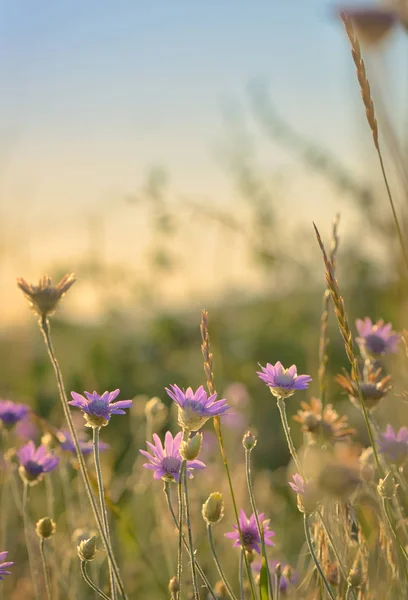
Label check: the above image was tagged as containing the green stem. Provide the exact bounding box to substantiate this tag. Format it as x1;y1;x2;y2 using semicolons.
303;514;336;600
276;398;302;473
275;574;281;600
214;418;257;600
93;427;117;600
163;482;217;600
182;462;199;600
239;550;245;600
80;560;112;600
39;317;127;599
40;539;52;600
207;524;238;600
177;463;184;600
245;448;274;599
22;483;41;600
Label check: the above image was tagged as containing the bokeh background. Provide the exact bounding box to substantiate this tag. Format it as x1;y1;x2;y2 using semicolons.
1;0;408;597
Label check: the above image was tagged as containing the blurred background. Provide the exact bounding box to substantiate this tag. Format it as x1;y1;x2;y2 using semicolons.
1;0;408;597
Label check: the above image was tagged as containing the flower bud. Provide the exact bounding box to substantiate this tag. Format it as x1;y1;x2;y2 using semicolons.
242;430;257;451
202;492;224;524
35;517;56;539
245;549;255;565
282;564;293;581
377;472;399;499
214;581;228;598
348;566;363;589
77;536;97;562
168;576;179;598
145;397;167;418
274;562;282;579
180;433;202;461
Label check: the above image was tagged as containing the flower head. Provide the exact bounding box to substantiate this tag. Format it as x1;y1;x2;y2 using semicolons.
17;273;76;318
289;474;320;513
165;385;229;431
336;367;391;410
378;425;408;465
355;318;399;359
0;552;13;580
17;441;59;485
56;429;109;455
140;431;205;483
257;362;311;398
69;389;132;428
293;397;355;442
0;400;29;430
224;509;275;553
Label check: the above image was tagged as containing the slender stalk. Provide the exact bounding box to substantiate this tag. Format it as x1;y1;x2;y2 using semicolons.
177;462;184;600
303;514;336;600
276;398;302;473
38;316;127;599
22;483;41;600
275;574;281;600
239;550;245;600
245;448;274;599
200;310;256;600
80;560;112;600
207;524;238;600
163;482;217;600
93;426;117;600
182;462;199;600
40;538;52;600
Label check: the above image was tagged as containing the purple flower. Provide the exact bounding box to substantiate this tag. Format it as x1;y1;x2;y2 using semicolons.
140;431;205;483
69;389;133;428
379;425;408;465
289;473;305;495
0;551;13;580
355;318;399;359
56;429;109;455
0;400;29;429
224;509;275;553
257;362;312;399
165;385;229;431
253;560;297;593
17;441;59;485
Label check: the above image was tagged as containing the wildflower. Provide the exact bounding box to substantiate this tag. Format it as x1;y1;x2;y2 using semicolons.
69;389;132;428
293;397;354;442
257;362;311;399
336;367;391;410
224;509;275;553
56;429;109;455
253;560;296;593
77;536;97;562
140;431;205;483
202;492;224;524
0;400;29;430
35;517;56;539
17;273;76;319
165;384;229;431
355;317;399;359
17;441;59;485
378;425;408;465
337;6;397;46
0;552;13;580
289;474;319;513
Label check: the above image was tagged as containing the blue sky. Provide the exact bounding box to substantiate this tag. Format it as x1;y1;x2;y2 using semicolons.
0;1;405;318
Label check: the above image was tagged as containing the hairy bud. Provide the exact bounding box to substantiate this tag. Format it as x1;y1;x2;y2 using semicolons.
180;433;202;461
202;492;224;524
77;536;97;562
35;517;56;539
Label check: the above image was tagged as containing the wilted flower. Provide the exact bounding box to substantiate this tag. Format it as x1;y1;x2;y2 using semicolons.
293;397;354;442
225;509;275;553
257;362;311;398
336;368;391;410
378;425;408;465
17;273;76;319
69;389;132;428
0;552;13;580
338;6;397;46
355;318;399;359
165;385;229;431
140;431;205;483
35;517;56;539
0;400;29;430
77;536;97;562
17;441;59;485
56;429;109;455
